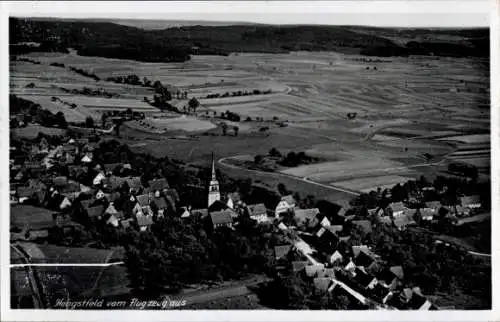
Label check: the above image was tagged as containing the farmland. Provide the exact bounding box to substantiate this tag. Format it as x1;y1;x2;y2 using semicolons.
10;42;489;198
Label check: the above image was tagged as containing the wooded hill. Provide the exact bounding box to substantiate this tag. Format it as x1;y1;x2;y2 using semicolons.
10;17;489;62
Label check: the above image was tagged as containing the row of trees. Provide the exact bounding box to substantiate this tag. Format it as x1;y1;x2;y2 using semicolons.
205;89;272;99
69;67;100;81
59;86;119;98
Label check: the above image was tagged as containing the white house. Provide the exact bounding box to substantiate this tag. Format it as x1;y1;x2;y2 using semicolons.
275;195;296;218
93;172;106;186
328;250;344;265
247;203;268;223
59;197;72;210
81;154;92;163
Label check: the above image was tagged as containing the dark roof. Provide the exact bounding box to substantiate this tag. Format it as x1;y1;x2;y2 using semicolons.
208;200;228;212
352;220;372;234
148;178;170;191
460;195;481;206
103;163;123;172
137;215;153;227
291;261;308;272
86;205;105;218
53;176;68;187
59;182;80;194
247;203;267;217
11;205;55;230
294;208;320;226
135;194;150;207
121;218;134;228
389;266;404;280
80;198;96;209
274;245;292;260
353;267;375;288
388;202;406;213
165;188;179;202
103;176;127;190
191;208;208;218
353;250;375;268
17;187;35;198
126;177;143;189
151;197;168;210
210;210;233;226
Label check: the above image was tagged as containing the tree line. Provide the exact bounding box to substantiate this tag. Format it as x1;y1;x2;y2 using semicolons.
10;95;68;129
205;89;272;99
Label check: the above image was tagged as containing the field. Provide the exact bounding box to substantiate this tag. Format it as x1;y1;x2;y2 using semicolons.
10;48;489;198
12;125;67;139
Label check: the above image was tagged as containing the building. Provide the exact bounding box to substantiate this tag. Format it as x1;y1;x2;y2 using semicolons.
133;194;153;217
247;203;268;223
275;195;296;217
208;153;221;207
210;210;233;229
460;195;482;209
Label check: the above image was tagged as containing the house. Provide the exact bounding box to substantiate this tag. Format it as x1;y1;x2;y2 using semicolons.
386;202;408;217
317;226;340;250
16;187;35;204
460;195;482;209
103;163;123;176
274;245;292;260
425;201;442;212
344;259;357;272
317;268;336;279
352;220;373;235
291;261;308;272
68;165;87;179
226;192;242;209
86;205;105;220
59;196;72;210
126;177;143;194
59;182;82;199
81;154;93;163
102;176;127;192
313;277;332;292
136;214;154;232
104;203;123;219
247;203;268;223
368;208;383;217
53;176;69;188
418;208;435;221
326;225;343;235
210;210;234;229
294;208;320;228
382;213;416;230
148;178;170;196
121;218;134;229
377;266;404;290
151;197;168;218
133;194;153;217
164;188;180;212
275;194;296;217
93;172;106;186
353;267;378;289
328;250;344;265
405;287;436;310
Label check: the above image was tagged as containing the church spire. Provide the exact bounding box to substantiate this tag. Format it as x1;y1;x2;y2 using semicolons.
211;152;216;181
208;151;221;207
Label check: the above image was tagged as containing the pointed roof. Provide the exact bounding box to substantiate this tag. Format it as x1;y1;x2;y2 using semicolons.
136;194;150;206
211;152;217;181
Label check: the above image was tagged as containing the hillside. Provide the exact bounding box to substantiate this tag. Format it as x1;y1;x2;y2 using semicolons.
10;17;489;63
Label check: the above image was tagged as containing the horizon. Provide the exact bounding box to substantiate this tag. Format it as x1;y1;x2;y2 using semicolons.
4;1;490;28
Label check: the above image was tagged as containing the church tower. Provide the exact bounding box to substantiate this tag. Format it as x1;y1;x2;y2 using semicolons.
208;152;221;207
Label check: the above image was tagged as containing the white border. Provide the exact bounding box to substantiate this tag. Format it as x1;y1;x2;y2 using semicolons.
1;1;497;321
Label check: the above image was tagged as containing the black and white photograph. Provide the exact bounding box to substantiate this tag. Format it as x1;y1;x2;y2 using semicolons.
1;0;497;320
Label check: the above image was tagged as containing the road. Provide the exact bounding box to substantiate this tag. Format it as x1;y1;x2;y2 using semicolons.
11;244;45;309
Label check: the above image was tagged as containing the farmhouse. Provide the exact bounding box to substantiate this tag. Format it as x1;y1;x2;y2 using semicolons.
151;197;168;217
226;192;242;209
148;178;170;196
293;208;320;228
460;195;482;209
133;194;153;217
210;210;234;229
386;202;407;217
275;194;296;217
247;203;268;223
126;177;143;194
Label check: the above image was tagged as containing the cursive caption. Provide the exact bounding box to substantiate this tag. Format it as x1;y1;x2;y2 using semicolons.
54;297;188;310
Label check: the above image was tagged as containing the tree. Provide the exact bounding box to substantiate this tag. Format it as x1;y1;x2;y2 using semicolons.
254;155;263;164
85;116;95;128
233;126;239;136
269;148;281;158
221;123;228;136
188;97;200;112
54;112;67;128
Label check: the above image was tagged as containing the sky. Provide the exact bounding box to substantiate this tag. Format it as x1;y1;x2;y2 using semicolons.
4;1;491;27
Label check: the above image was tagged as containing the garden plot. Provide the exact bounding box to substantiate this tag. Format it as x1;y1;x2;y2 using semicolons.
148;116;217;132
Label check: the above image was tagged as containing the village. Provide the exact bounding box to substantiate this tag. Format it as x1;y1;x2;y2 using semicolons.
9;123;489;310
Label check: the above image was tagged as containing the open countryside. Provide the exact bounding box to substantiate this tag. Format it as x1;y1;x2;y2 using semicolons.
9;15;490;311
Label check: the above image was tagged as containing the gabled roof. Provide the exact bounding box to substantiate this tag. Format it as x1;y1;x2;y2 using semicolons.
191;208;208;218
247;203;267;217
291;261;308;272
389;266;404;280
105;203;119;215
210;210;233;226
274;245;292;259
313;277;332;291
353;250;376;268
425;201;442;209
353;267;376;288
388;202;406;213
352;245;372;258
103;176;127;190
135;194;150;207
326;225;343;234
53;176;68;187
126;177;143;189
86;205;105;218
148;178;170;191
460;195;481;205
59;182;81;194
280;194;296;206
294;208;320;226
137;215;154;227
151;197;168;210
165;188;180;202
103;163;123;172
17;187;35;198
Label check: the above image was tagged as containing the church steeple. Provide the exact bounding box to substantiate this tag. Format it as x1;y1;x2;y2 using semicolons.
208;152;221;207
